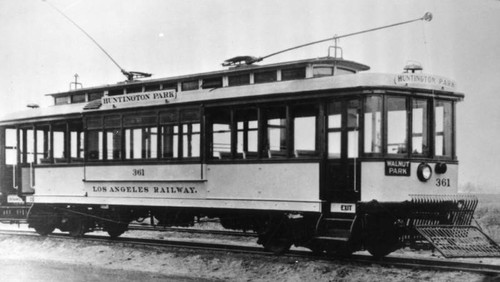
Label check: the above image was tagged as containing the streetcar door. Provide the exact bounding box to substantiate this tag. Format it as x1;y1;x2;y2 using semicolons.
0;127;17;204
16;126;37;196
324;99;360;203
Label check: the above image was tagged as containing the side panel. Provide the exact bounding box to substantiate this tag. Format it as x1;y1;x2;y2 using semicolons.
33;163;321;212
361;162;458;202
36;166;86;196
206;163;321;210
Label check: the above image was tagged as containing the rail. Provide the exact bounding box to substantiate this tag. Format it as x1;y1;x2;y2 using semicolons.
1;228;500;276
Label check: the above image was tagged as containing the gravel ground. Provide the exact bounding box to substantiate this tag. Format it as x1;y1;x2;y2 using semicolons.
0;228;494;282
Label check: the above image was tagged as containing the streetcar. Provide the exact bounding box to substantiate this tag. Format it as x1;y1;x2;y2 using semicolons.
1;12;499;258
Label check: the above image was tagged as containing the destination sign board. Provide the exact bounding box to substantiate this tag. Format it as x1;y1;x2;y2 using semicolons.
385;160;411;176
101;89;177;108
394;74;456;91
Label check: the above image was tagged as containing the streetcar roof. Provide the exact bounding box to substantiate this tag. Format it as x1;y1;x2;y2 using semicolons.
0;57;464;126
0;103;85;125
45;57;370;98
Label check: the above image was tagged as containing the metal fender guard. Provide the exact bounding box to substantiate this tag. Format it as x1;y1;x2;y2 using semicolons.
357;195;500;258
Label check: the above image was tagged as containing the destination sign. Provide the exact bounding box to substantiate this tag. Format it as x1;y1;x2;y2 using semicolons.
394;74;456;90
101;89;177;107
385;160;411;176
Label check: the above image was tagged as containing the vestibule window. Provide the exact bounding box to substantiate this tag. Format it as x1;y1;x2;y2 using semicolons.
294;104;318;157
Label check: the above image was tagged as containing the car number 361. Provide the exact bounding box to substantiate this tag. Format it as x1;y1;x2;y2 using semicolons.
132;169;145;176
435;178;451;187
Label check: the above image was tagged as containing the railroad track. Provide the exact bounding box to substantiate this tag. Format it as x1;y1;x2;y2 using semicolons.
1;228;500;276
127;223;257;237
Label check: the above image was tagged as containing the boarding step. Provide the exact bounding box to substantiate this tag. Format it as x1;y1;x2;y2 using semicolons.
314;236;349;242
321;217;354;232
415;225;500;258
323;218;353;223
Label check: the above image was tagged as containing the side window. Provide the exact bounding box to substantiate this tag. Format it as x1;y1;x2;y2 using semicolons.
294;104;318;157
69;122;84;162
236;109;258;159
160;124;178;158
125;128;158;159
105;129;122;160
5;128;17;165
52;124;67;162
124;114;158;160
364;96;382;154
182;123;200;158
160;111;179;159
327;99;359;159
36;126;50;164
264;106;287;158
159;108;200;159
210;109;232;159
104;115;122;161
87;130;103;160
435;100;453;157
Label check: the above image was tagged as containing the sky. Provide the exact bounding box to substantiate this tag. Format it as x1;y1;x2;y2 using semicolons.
1;0;500;191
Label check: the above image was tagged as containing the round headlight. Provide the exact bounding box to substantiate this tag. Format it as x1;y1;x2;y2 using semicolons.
417;163;432;182
435;162;447;174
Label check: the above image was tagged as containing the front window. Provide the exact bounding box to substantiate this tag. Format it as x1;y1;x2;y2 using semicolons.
412;99;429;155
386;97;408;155
435;100;453;157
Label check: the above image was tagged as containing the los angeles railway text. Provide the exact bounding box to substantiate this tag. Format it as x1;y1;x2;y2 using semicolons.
92;186;197;194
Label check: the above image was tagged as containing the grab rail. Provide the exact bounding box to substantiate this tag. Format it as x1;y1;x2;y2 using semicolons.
12;164;18;189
